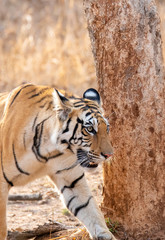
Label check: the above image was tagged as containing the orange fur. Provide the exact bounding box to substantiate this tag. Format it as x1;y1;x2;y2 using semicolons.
0;84;115;240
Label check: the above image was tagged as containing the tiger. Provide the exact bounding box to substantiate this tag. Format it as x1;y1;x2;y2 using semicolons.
0;84;116;240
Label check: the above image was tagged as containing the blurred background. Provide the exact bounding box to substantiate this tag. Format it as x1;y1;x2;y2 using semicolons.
0;0;96;96
0;0;164;95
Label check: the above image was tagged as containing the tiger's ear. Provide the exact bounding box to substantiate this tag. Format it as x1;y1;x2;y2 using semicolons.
53;89;72;121
83;88;101;105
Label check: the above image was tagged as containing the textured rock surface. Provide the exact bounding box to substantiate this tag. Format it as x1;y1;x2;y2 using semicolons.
84;0;165;239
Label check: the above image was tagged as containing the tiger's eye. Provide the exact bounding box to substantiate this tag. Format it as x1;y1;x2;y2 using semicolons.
87;126;93;132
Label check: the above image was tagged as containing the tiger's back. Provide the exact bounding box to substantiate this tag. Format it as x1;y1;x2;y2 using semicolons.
0;92;9;121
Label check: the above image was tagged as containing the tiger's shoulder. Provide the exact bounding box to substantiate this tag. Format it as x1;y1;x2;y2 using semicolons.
0;84;79;110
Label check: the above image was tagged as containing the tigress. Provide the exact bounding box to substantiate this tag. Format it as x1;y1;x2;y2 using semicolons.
0;84;116;240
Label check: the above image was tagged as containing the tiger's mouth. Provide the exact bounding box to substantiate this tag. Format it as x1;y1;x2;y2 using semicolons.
77;149;98;169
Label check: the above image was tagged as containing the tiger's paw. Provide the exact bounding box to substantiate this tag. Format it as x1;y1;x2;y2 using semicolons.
94;232;117;240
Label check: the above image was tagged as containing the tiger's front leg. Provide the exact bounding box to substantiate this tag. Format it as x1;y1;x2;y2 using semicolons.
49;167;116;240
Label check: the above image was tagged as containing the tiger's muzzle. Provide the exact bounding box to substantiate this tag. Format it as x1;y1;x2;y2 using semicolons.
77;149;98;169
77;149;113;169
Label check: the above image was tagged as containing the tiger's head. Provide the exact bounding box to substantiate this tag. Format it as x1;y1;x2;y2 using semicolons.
54;88;113;170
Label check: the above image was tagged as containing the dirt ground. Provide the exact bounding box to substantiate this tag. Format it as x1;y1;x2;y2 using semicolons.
7;165;121;240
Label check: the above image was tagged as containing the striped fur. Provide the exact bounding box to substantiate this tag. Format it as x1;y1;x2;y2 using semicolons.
0;84;115;240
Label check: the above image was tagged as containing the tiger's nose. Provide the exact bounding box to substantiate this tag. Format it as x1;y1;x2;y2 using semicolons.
101;152;113;159
104;153;113;159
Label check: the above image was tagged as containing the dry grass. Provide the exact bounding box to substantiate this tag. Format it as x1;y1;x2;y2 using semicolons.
0;0;96;95
49;227;90;240
0;1;164;97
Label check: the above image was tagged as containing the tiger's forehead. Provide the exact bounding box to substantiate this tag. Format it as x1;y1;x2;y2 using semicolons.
85;110;108;123
70;96;109;128
78;104;107;128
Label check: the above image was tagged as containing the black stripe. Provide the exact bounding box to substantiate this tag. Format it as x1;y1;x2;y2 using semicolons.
25;88;36;95
40;101;52;109
32;121;47;162
61;139;68;144
9;84;33;107
87;117;93;121
80;159;89;167
74;196;93;216
62;118;71;134
88;120;93;125
81;106;89;111
82;143;92;148
56;162;77;174
12;144;30;175
73;100;84;105
35;96;49;104
55;89;69;102
77;117;83;124
87;103;98;107
86;106;98;110
1;151;13;186
74;104;85;108
23;131;26;149
78;137;83;146
32;116;61;162
32;114;39;131
73;99;90;104
46;101;53;110
28;88;49;99
61;173;84;193
89;151;99;157
85;112;91;117
39;103;47;108
69;123;78;143
67;144;74;153
47;152;63;160
67;196;76;209
61;140;74;152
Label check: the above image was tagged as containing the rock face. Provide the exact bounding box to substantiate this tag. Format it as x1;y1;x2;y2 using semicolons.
84;0;165;239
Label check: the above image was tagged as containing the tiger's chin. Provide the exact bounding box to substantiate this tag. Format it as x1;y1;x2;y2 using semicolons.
77;149;99;171
86;162;98;168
